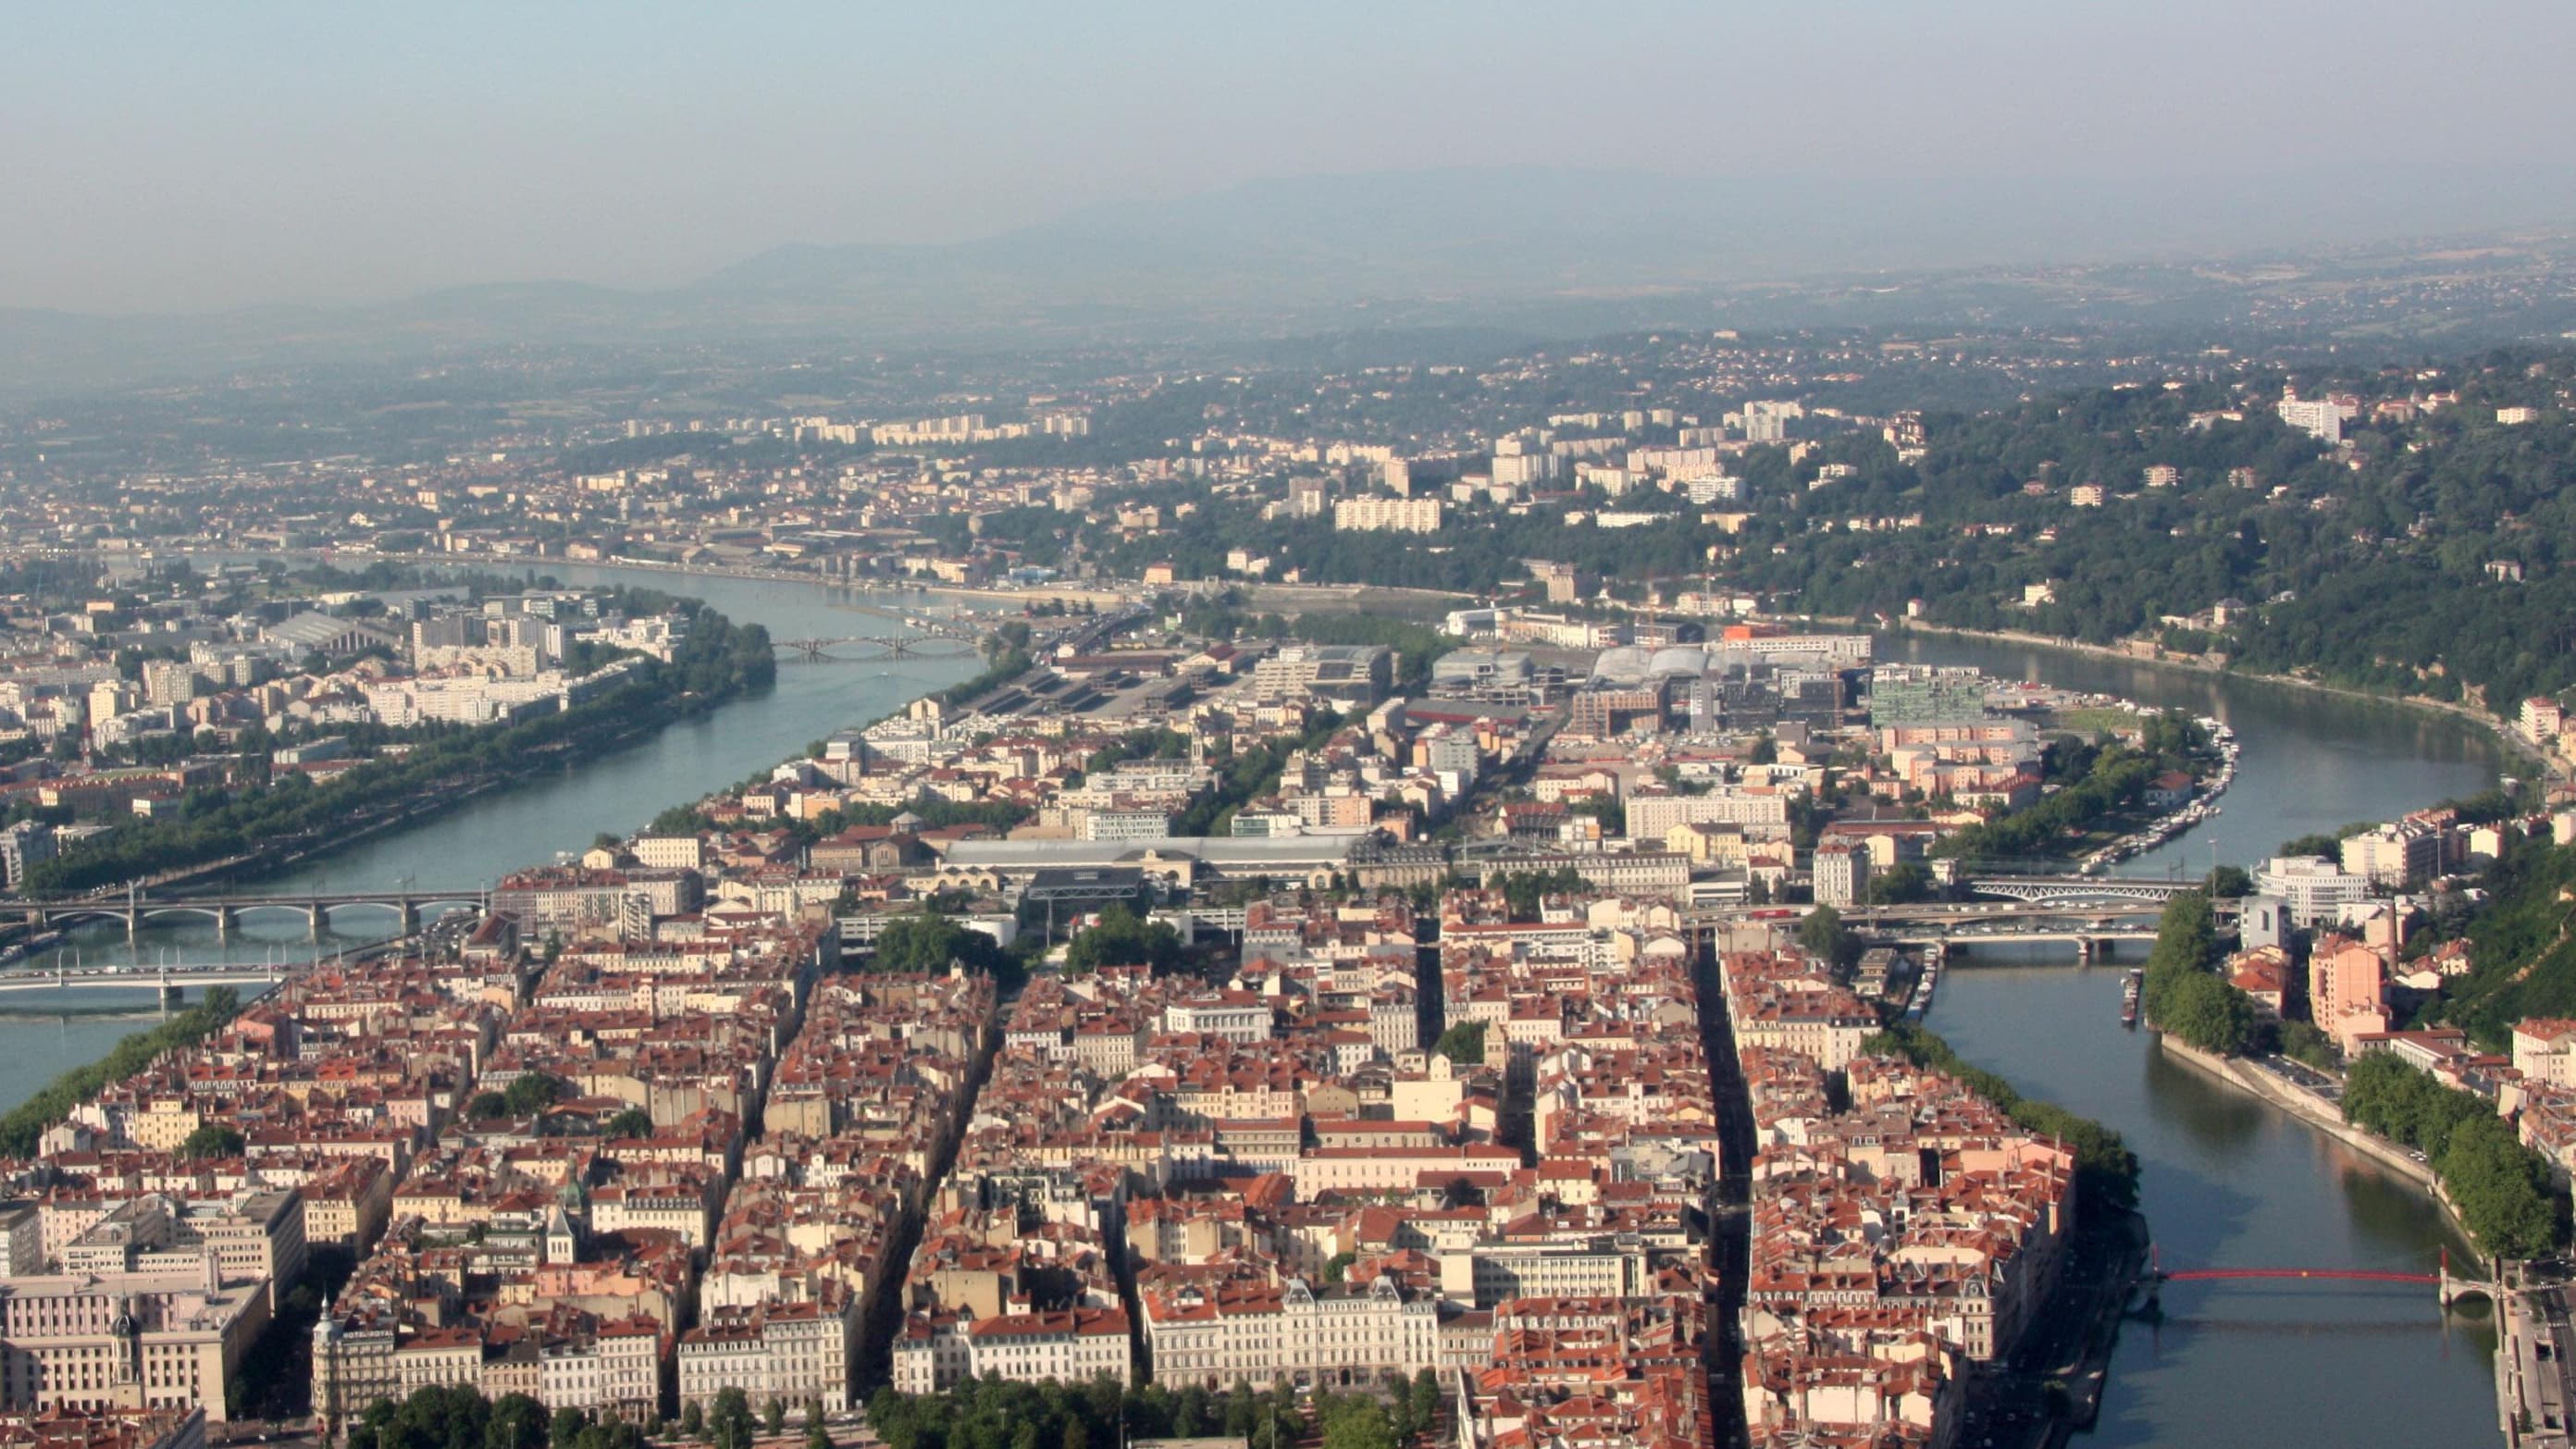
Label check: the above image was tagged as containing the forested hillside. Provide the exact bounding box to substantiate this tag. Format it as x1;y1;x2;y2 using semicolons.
991;349;2576;712
2420;835;2576;1045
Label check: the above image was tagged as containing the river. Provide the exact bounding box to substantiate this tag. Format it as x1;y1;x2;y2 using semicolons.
0;566;983;1106
1895;632;2509;1448
0;593;2520;1444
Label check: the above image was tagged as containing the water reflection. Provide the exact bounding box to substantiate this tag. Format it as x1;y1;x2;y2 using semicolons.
2142;1048;2270;1156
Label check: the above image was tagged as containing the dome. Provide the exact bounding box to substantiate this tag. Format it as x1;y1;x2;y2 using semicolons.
1591;647;1653;684
1647;647;1710;677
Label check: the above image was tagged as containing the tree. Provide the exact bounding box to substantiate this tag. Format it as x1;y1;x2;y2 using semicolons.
804;1402;831;1449
605;1106;655;1139
2344;1054;2565;1257
1433;1022;1486;1065
1496;866;1588;918
1866;1022;2138;1210
489;1393;549;1449
551;1407;590;1449
180;1122;246;1159
1861;862;1933;906
2204;863;2253;898
2441;1114;2562;1259
2139;890;2258;1051
1317;1396;1397;1449
1064;904;1184;973
2148;891;2217;973
680;1403;704;1440
1409;1370;1442;1434
1797;904;1859;972
502;1072;566;1118
2154;971;2256;1055
2275;1020;2339;1071
873;911;1016;981
764;1398;787;1436
711;1389;754;1449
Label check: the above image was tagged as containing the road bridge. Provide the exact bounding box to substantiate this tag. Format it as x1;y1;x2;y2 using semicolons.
0;960;301;1005
3;889;488;942
1864;926;2159;962
1843;901;2167;926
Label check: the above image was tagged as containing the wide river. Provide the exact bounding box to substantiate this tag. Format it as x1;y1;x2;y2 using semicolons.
0;594;2520;1444
0;566;981;1110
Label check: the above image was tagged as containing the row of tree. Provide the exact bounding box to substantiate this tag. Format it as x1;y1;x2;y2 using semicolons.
2340;1054;2563;1259
866;1373;1445;1449
348;1384;838;1449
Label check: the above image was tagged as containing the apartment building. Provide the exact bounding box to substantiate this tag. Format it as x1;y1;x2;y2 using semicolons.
1143;1277;1437;1391
676;1298;853;1415
1332;498;1443;534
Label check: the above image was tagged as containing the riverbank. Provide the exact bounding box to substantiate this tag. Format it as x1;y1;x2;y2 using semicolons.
1881;619;2556;778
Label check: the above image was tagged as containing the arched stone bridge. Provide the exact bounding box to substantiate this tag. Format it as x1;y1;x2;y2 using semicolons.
3;890;489;942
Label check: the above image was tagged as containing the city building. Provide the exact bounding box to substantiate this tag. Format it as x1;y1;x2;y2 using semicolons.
1332;498;1443;534
2253;855;2370;926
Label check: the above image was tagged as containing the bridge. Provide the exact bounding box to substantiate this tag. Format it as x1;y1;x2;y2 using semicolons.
2149;1249;2489;1307
1843;900;2168;960
3;889;489;941
775;635;980;663
0;960;303;1004
1845;901;2168;926
1869;926;2158;962
1962;874;2201;906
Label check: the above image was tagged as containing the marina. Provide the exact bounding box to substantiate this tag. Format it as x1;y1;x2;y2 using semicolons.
2079;712;2242;873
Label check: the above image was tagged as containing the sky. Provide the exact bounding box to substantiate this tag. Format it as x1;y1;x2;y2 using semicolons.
8;0;2575;315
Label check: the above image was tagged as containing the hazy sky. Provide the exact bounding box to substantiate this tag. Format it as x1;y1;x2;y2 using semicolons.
9;0;2573;314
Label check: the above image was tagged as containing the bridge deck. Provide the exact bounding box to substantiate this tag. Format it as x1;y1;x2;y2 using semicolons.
2161;1268;2439;1284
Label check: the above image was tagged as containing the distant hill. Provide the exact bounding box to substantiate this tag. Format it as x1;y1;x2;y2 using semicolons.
6;165;2576;401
